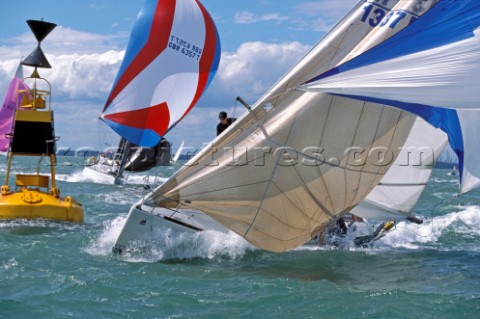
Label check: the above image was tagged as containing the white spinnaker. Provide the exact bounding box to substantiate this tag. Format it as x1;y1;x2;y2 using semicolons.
352;117;448;221
136;0;439;252
298;30;480;109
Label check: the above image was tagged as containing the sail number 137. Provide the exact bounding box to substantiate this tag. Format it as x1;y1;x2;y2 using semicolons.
361;4;413;29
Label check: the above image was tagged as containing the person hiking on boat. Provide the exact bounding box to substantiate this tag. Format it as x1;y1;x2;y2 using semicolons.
99;153;108;165
217;111;235;136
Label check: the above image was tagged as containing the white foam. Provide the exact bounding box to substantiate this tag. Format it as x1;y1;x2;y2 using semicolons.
1;258;18;270
121;174;167;186
376;206;480;250
154;228;254;261
85;215;254;263
0;218;83;231
85;205;480;261
84;215;128;257
56;170;92;183
92;190;143;206
56;169;167;187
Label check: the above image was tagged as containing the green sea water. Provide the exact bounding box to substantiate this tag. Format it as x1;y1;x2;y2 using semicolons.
1;157;479;319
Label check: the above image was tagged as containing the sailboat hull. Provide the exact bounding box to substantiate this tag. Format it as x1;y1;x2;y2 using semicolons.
0;188;84;223
113;204;227;253
82;166;120;185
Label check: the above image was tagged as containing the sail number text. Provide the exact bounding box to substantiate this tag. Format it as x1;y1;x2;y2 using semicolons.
361;2;425;29
168;35;203;61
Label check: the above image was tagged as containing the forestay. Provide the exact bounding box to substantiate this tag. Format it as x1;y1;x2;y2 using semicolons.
138;0;440;252
101;0;221;147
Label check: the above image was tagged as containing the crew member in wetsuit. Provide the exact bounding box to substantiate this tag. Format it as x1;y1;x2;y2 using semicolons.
216;111;235;136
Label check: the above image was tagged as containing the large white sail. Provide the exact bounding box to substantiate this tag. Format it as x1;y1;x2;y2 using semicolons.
116;0;440;252
351;116;447;221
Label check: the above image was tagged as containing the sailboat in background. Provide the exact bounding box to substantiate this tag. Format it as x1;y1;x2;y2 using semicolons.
114;0;443;253
83;0;221;184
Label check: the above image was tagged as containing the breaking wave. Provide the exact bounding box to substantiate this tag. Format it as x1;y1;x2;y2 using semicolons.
85;205;480;262
85;214;254;263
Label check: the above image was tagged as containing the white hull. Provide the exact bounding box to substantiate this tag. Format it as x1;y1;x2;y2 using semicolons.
113;204;228;253
82;166;120;185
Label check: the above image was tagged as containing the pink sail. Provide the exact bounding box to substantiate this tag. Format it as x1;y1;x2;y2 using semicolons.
0;66;29;153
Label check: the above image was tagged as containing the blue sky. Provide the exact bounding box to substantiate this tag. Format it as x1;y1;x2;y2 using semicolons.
0;0;358;151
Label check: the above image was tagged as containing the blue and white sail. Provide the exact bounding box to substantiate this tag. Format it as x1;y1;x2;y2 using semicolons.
300;0;480;193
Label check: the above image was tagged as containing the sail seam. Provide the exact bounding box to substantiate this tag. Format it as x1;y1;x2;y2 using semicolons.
243;152;283;238
348;104;387;209
293;164;336;221
315;98;336;212
243;113;298;238
343;102;366;215
363;108;406;202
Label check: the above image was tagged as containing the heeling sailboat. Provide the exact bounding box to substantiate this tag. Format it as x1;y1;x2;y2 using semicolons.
299;0;480;194
83;0;221;184
113;115;447;251
114;0;440;253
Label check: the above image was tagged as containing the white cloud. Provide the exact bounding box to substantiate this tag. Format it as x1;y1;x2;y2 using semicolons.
0;26;128;59
234;11;289;24
231;1;358;33
0;50;123;101
45;50;123;99
214;41;309;97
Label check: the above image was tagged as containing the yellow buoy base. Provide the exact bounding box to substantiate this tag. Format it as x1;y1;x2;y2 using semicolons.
0;188;84;223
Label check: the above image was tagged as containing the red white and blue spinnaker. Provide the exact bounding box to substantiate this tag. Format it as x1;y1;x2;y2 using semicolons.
101;0;220;147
